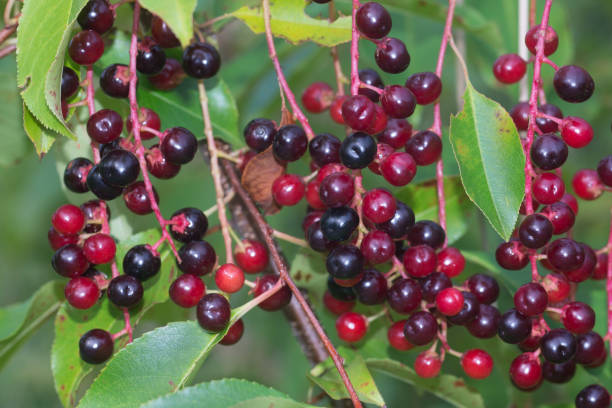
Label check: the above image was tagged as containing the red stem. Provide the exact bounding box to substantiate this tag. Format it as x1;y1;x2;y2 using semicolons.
524;0;554;282
349;0;360;96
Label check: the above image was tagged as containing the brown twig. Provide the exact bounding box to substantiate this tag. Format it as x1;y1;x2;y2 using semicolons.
0;43;15;58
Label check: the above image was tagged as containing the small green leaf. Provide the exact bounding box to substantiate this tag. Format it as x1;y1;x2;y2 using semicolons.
232;0;351;46
140;379;316;408
23;104;56;157
52;229;176;407
308;347;385;406
367;358;486;408
396;176;473;245
449;82;525;241
289;248;327;307
0;280;63;369
0;58;30;166
138;0;197;47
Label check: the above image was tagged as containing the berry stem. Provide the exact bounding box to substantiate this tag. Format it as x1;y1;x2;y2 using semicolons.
349;0;360;96
358;81;382;95
262;0;315;140
271;229;309;248
127;1;180;262
328;1;346;96
221;159;364;408
140;126;163;138
524;0;554;282
197;80;234;264
607;207;612;357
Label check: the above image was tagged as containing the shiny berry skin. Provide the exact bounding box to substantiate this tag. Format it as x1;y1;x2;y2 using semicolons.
100;149;139;187
414;351;441;378
562;301;595;334
448;292;479;325
355;2;391;39
107;275;143;308
86;168;122;207
420;272;451;302
182;42;221;79
498;308;531;344
146;145;181;179
65;277;99;309
123;181;158;215
378;119;411;149
407;220;445;249
309;133;341;167
564;243;596;282
69;30;104;65
541;329;576;363
329;95;346;124
126;107;161;140
215;264;244;294
436;247;465;278
161;127;197;165
336;312;368;342
380;86;416;119
80;200;109;233
243;118;276;152
307;221;334;252
360;231;394;265
78;0;113;33
64;157;92;193
461;349;493;380
376;202;414;240
323;290;355;315
220;319;244;346
358;68;384;102
340;132;376;169
514;282;548;316
52;204;85;235
575;384;611;408
467;304;501;338
366;104;388;135
518;213;553;249
493;54;527;84
137;37;166;75
169;274;205;308
593;253;608;280
123;245;161;281
404;311;437;345
87;109;123;144
319;172;354;208
235;239;268;274
560;116;594;148
510;101;530;130
177;240;216;276
100;64;130;98
525;25;558;56
531;133;568;170
272;174;304;206
405;130;442;166
553;65;595;103
380;152;416;186
321;206;359;242
197;293;230;332
542;360;576;384
83;233;116;265
148;58;185;90
436;287;463;316
375;38;410;74
306;181;325;210
405;72;442;105
302;211;323;233
169;207;208;243
387;320;413;351
403;245;437;278
541;273;571;303
79;329;113;364
326;244;363;280
532;172;565;204
467;274;499;305
546;238;585;271
597;155;612;186
61;67;79;100
151;15;180;48
254;275;292;311
575;331;605;365
573;169;604;200
536;104;563;133
353;269;387;305
48;227;78;250
341;95;375;131
301;82;333;113
386;278;421;314
273;125;308;162
561;193;579;214
542;202;576;234
362;188;396;223
510;353;542;390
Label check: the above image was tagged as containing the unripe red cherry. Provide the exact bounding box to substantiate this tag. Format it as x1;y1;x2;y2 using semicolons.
360;230;395;265
329;95;346;124
562;301;595;334
365;104;388;135
436;287;464;316
510;353;543;390
362;188;396;224
341;95;375;131
560;117;593;148
52;204;86;235
525;25;558;56
561;193;579;215
170;274;206;308
461;349;494;379
532;172;565;205
493;54;527;84
65;277;100;309
48;227;79;250
235;240;269;274
219;319;244;346
387;320;414;351
272;174;304;206
215;264;245;294
83;233;116;265
572;169;604;200
514;282;548;316
323;291;355;315
380;152;416;186
436;247;465;277
541;273;571;303
414;351;442;378
403;245;437;278
335;312;368;343
301;82;334;113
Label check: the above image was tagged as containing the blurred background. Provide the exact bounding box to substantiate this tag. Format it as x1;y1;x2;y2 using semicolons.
0;0;611;406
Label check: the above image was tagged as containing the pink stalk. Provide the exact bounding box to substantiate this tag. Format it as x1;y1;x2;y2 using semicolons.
262;0;314;140
127;1;180;261
349;0;360;96
607;209;612;357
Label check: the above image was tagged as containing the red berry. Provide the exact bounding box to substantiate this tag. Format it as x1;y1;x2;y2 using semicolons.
414;351;442;378
461;349;494;379
593;253;608;280
83;233;116;265
341;95;375;131
126;107;161;140
380;152;416;186
272;174;305;206
323;291;355;315
235;240;269;274
562;301;595;334
65;277;100;309
253;275;292;311
532;172;565;205
69;30;104;65
436;287;464;316
525;25;558;56
169;274;206;308
148;58;185;90
493;54;527;84
436;247;465;277
336;312;368;342
329;96;346;124
151;15;180;48
514;282;548;316
561;117;593;148
572;169;604;200
52;204;85;235
403;245;437;278
510;353;542;390
362;188;396;224
360;230;395;265
541;273;571;303
368;143;394;175
301;82;334;113
387;320;414;351
378;118;412;149
215;264;245;294
404;130;442;166
365;104;388;135
380;85;416;119
123;181;159;215
220;319;244;346
319;172;354;208
560;193;579;214
405;72;442;105
48;227;79;250
305;180;326;210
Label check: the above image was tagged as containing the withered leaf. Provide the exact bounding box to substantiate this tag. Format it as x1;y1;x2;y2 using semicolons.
241;146;285;214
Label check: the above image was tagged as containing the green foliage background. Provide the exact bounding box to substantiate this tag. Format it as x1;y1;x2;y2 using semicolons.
0;0;611;406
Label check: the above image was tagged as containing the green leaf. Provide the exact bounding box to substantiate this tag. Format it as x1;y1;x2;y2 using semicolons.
289;248;327;307
367;358;485;408
139;0;197;47
396;176;473;245
231;0;351;46
23;104;56;157
52;229;177;407
17;0;87;140
0;280;63;369
140;379;316;408
308;347;385;406
0;58;30;166
449;82;525;241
